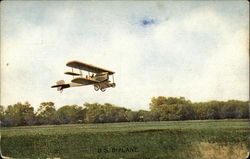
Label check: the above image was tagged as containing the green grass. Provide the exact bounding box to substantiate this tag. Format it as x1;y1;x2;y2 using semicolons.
1;119;249;159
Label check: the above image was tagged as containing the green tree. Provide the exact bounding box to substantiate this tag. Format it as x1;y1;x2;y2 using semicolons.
137;110;152;121
193;103;207;120
205;101;222;119
149;96;168;111
222;100;249;118
0;105;5;126
4;102;35;126
177;104;195;120
57;105;84;124
36;102;57;125
125;110;138;122
84;103;128;123
149;96;192;121
159;104;180;121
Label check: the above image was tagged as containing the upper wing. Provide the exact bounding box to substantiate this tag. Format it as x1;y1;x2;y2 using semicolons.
71;77;99;85
66;60;115;75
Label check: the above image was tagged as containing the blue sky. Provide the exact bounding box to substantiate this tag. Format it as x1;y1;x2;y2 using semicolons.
1;1;249;110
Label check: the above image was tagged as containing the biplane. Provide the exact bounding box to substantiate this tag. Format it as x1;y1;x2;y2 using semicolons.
51;61;116;92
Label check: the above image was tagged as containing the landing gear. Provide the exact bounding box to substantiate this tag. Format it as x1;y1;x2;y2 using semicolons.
111;83;116;88
94;84;100;91
94;82;115;92
100;88;106;92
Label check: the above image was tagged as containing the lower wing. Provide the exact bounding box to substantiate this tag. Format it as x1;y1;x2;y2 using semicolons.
71;77;99;85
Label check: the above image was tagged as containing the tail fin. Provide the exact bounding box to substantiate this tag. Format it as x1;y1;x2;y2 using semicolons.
56;80;65;85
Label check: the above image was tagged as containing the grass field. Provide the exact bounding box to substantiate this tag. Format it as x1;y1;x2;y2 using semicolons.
1;119;249;159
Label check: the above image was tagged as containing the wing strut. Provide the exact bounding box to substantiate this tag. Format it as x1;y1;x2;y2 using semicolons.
112;75;115;83
72;67;74;79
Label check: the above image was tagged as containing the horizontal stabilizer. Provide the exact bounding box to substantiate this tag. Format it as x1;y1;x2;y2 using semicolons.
51;83;70;90
51;80;70;91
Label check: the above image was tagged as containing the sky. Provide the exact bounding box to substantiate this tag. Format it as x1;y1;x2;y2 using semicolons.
1;1;249;110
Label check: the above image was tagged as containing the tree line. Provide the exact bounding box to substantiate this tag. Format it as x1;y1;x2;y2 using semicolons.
0;96;248;127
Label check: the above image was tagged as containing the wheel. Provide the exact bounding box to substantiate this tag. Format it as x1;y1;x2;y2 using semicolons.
94;84;100;91
111;83;116;88
100;88;106;92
